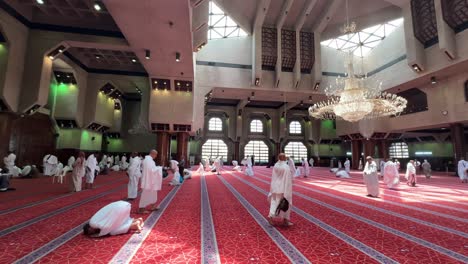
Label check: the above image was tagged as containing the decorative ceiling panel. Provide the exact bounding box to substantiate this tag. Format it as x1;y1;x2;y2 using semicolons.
66;47;146;73
411;0;438;47
262;27;277;71
442;0;468;33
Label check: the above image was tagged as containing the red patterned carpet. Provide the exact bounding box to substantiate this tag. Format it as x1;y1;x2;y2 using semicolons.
0;167;467;263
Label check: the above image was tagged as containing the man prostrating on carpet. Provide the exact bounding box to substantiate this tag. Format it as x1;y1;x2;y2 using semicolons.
268;153;293;227
138;150;163;214
83;201;144;237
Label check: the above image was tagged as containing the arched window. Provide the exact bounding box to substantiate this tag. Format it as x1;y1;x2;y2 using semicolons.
202;139;228;160
250;119;263;133
208;117;222;131
284;141;307;162
289;121;302;134
389;142;409;158
244;140;269;163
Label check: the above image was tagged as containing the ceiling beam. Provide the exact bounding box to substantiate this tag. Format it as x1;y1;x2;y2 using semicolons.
252;0;272;87
237;98;249;109
212;0;253;34
293;0;318;89
311;0;342;32
276;0;294;29
283;100;302;111
254;0;271;28
294;0;318;31
383;0;410;8
275;0;294;87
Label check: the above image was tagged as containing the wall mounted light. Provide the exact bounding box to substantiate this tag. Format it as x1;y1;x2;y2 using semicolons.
94;1;102;11
176;52;181;62
145;49;150;60
431;76;437;84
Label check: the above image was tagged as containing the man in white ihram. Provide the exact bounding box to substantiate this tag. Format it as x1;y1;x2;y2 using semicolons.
127;152;142;200
83;201;143;237
363;156;379;198
344;158;351;173
3;152;21;177
457;157;467;183
43;154;58;176
268;153;293;227
383;159;399;189
138;150;163;214
309;157;314;168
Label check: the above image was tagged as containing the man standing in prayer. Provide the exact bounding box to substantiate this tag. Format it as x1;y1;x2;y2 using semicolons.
288;157;298;177
406;160;417;187
83;201;144;237
302;158;310;178
138;150;163;213
245;156;254;176
127;152;142;200
383;159;399;189
85;153;98;189
71;152;85;192
344;158;351;173
309;157;314;168
363;156;379;198
380;159;386;174
457;157;467;183
268;153;293;227
421;159;432;179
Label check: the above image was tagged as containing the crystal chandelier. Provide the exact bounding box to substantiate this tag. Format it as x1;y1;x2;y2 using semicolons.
308;1;407;122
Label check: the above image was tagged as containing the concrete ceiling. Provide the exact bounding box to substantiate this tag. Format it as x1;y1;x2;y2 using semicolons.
4;0;120;31
217;0;403;32
103;0;194;79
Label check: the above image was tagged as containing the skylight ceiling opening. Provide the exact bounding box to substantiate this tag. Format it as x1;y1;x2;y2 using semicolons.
208;1;248;40
321;18;404;57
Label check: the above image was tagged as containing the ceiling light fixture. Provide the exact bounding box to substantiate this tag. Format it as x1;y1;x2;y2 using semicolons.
131;58;137;63
94;1;102;11
145;49;150;60
431;76;437;84
36;0;44;4
175;52;181;62
309;0;407;122
95;54;101;59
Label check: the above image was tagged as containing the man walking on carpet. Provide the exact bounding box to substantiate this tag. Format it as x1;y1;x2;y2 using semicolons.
138;150;163;214
363;156;379;198
268;153;293;227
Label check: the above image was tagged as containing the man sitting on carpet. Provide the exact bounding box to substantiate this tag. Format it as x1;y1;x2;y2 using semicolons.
83;201;144;237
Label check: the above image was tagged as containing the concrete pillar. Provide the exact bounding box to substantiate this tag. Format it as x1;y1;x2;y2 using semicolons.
363;139;376;159
377;140;389;160
351;140;361;170
402;3;426;71
434;0;457;60
176;132;189;161
156;132;170;166
450;123;467;163
0;113;14;164
234;141;240;161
